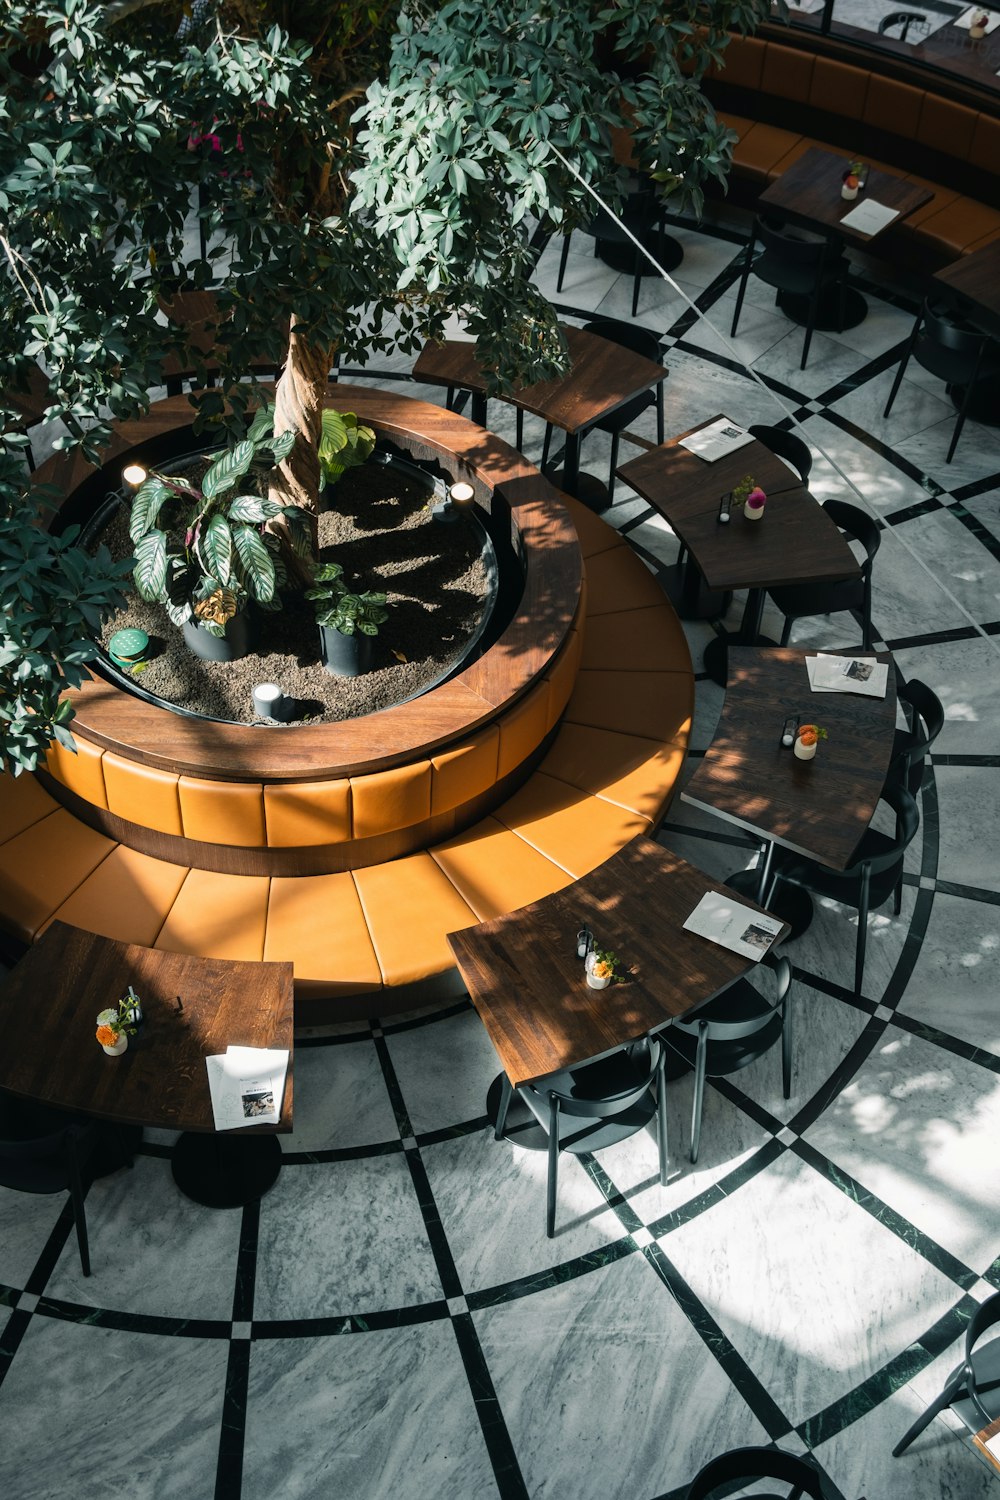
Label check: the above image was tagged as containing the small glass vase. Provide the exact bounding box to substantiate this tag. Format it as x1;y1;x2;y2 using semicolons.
585;954;611;990
841;184;858;202
101;1032;128;1056
794;734;817;761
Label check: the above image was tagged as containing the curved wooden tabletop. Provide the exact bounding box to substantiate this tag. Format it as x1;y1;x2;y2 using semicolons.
681;646;898;870
35;386;583;780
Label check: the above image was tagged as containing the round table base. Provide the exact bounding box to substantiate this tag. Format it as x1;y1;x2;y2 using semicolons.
703;632;779;687
596;230;684;277
777;285;868;333
172;1131;282;1208
545;469;610;512
725;869;815;939
486;1073;658;1153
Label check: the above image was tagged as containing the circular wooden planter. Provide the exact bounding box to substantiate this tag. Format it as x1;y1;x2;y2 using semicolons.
37;386;585;874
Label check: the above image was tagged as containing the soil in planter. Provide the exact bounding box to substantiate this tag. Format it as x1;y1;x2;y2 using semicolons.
93;462;490;725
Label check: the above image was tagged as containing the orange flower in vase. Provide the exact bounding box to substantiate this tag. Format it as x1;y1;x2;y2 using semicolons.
95;1024;118;1047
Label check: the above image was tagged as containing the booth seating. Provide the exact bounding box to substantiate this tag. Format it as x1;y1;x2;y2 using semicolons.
700;33;1000;265
0;498;693;1022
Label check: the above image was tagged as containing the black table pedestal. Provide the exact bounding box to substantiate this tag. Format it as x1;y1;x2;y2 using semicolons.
777;285;868;333
596;226;684;277
949;376;1000;428
172;1131;282;1208
661;561;733;622
725;869;815;939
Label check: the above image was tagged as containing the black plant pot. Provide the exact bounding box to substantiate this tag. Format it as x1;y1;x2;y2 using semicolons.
319;625;374;678
182;612;253;662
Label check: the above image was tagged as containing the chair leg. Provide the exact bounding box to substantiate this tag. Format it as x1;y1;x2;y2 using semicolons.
884;322;921;419
892;1376;966;1457
855;866;871;997
730;249;753;339
541;422;554;473
67;1141;91;1277
779;614;793;647
781;998;793;1100
515;408;524;454
556;233;571;294
546;1097;560;1238
607;431;620;505
631;245;642;320
656;1047;669;1187
494;1074;513;1141
947;381;977;464
801;289;819;371
690;1022;709;1165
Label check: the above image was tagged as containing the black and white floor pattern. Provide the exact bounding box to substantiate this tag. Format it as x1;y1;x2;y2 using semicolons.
2;208;999;1500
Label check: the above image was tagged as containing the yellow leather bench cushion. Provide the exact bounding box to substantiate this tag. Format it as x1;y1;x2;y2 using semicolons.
732;123;803;183
583;547;667;617
580;604;690;675
762;43;815;104
263;779;352;846
810;58;869;121
431;726;500;817
496;678;551;780
716;111;755;146
563;667;694;744
44;736;107;809
0;772;60;844
707;33;765;88
560;495;625;558
544;629;583;729
917;96;978;159
0;811;115;943
351;761;432;839
353;853;479;986
155;869;270;961
913;200;1000;257
265;873;382;994
42;845;187;948
179;776;265;846
496;773;649;878
431;815;573;921
103;753;183;836
540;723;686;823
863;76;924;139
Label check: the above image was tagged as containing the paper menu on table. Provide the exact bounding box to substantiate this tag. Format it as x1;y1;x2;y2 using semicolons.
986;1431;1000;1460
806;654;888;698
954;6;1000;32
679;417;755;462
839;200;900;236
206;1045;289;1130
682;891;784;962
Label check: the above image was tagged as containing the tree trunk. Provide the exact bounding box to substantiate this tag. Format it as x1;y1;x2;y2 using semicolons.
268;315;334;517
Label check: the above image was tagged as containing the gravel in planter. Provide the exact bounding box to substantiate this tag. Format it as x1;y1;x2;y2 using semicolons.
93;462;490;725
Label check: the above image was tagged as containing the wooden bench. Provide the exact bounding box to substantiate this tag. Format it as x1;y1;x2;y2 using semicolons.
699;31;1000;266
0;497;693;1022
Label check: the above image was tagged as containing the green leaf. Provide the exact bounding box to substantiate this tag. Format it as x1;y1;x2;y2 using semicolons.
133;531;168;600
232;525;276;602
202;514;233;585
228;495;281;523
128;480;172;544
201;440;256;500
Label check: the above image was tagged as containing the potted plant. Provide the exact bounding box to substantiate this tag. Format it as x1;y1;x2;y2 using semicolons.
128;402;312;661
969;12;989;39
841;161;866;201
585;945;624;990
794;723;828;761
95;990;141;1057
305;563;390;677
733;474;767;522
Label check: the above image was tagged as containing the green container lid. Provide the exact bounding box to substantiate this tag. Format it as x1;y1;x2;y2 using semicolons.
108;628;149;664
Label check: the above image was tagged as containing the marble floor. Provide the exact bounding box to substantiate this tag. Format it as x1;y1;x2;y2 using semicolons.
2;207;1000;1500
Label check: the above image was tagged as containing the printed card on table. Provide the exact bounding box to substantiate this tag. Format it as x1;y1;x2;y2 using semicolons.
683;891;783;962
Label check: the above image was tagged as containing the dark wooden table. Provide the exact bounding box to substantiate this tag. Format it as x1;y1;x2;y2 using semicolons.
413;323;668;498
0;922;294;1208
618;419;860;683
447;835;787;1089
917;9;1000;88
759;147;933;329
682;646;898;930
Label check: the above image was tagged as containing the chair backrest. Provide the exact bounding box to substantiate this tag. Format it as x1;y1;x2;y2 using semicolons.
754;215;832;269
673;952;792;1044
0;1121;94;1195
583;318;662;363
821;499;881;571
747;424;813;483
878;11;928;41
686;1444;829;1499
540;1037;661;1122
850;780;919;878
921;297;991;362
894;678;945;776
964;1291;1000;1426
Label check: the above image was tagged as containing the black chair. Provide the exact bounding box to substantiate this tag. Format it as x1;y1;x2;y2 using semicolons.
731;216;849;370
889;678;944;797
494;1037;667;1238
686;1444;832;1499
767;499;881;650
893;1291;1000;1457
747;423;813;484
877;11;928;42
556;193;667;318
883;296;1000;464
663;952;793;1165
539;318;666;503
0;1116;101;1275
765;781;920;996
